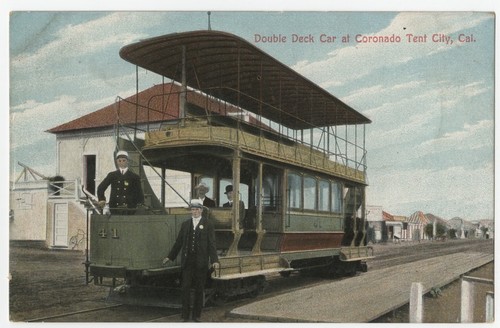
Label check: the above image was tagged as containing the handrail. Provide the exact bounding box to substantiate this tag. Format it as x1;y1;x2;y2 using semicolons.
114;86;368;176
146;123;366;183
48;179;80;199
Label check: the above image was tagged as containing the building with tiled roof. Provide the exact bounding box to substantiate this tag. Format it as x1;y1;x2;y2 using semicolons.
407;211;430;225
47;84;182;192
47;83;242;134
12;82;260;249
406;211;429;241
47;83;252;195
47;84;176;133
382;210;405;241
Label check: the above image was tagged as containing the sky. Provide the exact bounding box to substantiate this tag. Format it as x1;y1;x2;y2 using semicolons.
5;2;497;223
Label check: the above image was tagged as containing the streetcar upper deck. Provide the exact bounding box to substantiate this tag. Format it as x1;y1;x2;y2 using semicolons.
118;31;370;183
119;30;371;129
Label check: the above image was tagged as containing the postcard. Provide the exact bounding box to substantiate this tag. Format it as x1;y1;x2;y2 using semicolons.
6;7;496;325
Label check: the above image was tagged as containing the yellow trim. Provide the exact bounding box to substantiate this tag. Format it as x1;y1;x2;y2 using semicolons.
146;122;366;184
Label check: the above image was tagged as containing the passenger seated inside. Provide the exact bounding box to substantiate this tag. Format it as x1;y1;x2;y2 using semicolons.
194;182;216;208
222;185;246;225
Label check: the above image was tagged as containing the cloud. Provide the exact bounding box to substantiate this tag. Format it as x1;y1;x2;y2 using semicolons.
417;120;493;153
353;78;491;151
11;12;159;71
10;13;178;179
292;12;491;87
342;80;426;110
10;95;113;150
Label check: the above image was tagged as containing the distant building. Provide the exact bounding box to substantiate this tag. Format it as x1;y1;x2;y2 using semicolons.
46;83;206;202
383;211;404;242
364;206;491;244
366;206;411;243
366;205;383;243
393;215;408;239
477;219;494;239
406;211;429;241
448;217;482;239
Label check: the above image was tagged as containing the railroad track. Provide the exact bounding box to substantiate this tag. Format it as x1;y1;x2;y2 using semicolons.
27;303;180;322
15;239;494;323
27;303;125;322
369;239;493;271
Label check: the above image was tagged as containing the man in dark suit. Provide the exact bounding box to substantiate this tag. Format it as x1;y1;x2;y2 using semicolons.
97;150;144;214
194;182;216;207
163;199;219;322
222;185;246;223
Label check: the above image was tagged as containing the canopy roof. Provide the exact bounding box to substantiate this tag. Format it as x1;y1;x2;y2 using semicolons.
120;30;371;130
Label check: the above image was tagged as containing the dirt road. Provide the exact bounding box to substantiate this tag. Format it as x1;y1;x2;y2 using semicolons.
9;239;494;322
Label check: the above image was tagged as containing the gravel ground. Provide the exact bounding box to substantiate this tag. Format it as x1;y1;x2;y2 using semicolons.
8;239;494;323
9;246;109;322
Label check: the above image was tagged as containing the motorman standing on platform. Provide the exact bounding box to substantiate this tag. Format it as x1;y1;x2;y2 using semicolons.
97;150;144;214
163;199;219;322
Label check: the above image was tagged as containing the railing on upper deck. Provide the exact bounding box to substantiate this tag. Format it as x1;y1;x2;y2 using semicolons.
115;85;367;183
147;119;365;183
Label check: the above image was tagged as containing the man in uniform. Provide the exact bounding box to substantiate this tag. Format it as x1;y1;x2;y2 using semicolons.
163;199;219;322
97;150;144;214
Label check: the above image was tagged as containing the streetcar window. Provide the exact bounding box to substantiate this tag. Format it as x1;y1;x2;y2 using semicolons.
318;179;330;212
331;181;342;213
303;176;317;210
261;165;281;211
287;172;302;209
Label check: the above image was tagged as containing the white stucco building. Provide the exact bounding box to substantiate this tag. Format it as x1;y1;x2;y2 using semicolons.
10;84;198;249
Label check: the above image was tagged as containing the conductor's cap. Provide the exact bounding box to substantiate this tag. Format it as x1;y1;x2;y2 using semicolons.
190;199;204;208
116;150;128;159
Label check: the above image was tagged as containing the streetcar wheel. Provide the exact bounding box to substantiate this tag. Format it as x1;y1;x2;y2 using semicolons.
248;276;266;298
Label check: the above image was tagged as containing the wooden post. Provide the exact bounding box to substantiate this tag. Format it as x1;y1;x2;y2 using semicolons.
179;45;186;125
252;162;264;254
227;150;242;256
461;278;474;323
232;151;241;233
409;282;423;323
161;167;166;208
